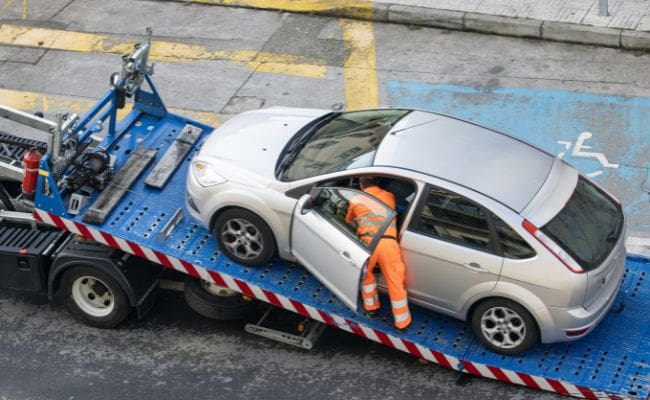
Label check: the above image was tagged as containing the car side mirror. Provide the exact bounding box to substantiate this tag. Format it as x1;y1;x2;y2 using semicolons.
297;194;314;215
309;186;322;199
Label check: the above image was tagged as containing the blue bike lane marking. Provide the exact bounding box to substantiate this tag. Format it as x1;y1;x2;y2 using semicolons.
386;82;650;235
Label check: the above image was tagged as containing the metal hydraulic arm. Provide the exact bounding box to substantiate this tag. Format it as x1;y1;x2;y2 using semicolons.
0;105;77;182
33;28;166;217
112;27;154;99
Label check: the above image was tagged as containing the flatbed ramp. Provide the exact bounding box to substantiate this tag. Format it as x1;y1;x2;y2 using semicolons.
31;110;650;399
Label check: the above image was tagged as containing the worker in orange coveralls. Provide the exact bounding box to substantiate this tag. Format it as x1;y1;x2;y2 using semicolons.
345;176;412;331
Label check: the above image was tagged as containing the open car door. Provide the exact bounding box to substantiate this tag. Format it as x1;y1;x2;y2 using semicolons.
291;187;396;311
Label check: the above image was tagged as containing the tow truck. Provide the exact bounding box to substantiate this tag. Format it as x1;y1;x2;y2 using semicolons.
1;29;648;399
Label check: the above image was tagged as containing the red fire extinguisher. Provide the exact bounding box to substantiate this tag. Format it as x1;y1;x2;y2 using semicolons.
22;148;42;201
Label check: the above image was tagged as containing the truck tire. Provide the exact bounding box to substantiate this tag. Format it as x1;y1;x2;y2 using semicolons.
184;276;257;320
214;208;275;267
62;266;131;328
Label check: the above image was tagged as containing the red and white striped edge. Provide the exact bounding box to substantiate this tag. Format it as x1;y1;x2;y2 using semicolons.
34;209;624;400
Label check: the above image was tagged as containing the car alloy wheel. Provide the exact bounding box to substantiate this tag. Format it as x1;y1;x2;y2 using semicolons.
471;298;539;355
220;218;264;261
480;306;526;350
214;208;275;267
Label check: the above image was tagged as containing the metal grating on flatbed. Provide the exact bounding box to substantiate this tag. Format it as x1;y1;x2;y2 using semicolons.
34;112;650;399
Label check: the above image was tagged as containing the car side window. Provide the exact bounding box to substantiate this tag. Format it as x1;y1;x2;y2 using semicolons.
492;215;536;259
311;187;396;252
410;186;492;252
312;188;359;241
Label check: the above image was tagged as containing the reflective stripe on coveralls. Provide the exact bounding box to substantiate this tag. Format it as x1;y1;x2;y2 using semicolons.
362;281;379;309
346;185;412;329
391;298;410;324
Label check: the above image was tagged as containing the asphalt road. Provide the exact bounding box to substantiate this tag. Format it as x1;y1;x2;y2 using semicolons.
0;288;563;400
1;1;649;399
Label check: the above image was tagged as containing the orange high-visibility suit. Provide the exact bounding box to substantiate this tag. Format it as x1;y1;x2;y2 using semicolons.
345;185;412;329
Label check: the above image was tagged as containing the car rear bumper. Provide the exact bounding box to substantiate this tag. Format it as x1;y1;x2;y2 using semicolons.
541;257;625;343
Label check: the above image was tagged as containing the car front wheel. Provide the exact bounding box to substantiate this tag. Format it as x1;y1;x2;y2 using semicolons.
214;208;275;267
471;298;539;355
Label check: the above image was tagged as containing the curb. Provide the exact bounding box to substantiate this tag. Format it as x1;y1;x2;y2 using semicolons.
165;0;650;51
385;5;637;50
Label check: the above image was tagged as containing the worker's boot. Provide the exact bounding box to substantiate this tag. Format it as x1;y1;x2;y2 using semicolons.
397;324;410;333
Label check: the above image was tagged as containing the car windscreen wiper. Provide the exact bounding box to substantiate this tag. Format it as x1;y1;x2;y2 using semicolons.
275;112;340;178
606;217;623;243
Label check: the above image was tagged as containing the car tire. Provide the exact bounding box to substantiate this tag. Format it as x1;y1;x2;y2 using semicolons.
471;298;539;355
62;266;131;328
183;276;257;320
214;208;275;267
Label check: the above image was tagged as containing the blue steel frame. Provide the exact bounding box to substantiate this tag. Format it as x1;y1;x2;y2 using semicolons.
35;75;167;216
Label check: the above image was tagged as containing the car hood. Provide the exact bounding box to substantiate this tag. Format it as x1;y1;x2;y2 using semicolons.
196;107;330;185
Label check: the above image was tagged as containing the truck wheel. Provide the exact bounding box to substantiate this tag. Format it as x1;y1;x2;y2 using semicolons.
184;276;257;320
471;298;539;355
214;208;275;267
62;266;131;328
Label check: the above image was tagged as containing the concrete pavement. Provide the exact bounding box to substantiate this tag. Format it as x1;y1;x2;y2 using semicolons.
165;0;650;50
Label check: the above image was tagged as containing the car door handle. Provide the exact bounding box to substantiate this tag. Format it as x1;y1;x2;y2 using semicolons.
463;262;488;273
339;251;356;266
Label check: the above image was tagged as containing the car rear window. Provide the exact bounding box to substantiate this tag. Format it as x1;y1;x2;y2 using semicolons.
541;177;623;271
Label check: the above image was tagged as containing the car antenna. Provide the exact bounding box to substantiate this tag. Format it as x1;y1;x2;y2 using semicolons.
390;117;439;135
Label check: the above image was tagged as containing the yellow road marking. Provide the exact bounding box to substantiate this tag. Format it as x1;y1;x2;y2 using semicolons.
0;24;326;79
190;0;379;110
21;0;25;19
340;19;378;110
171;109;226;127
0;88;226;127
192;0;373;19
2;0;14;10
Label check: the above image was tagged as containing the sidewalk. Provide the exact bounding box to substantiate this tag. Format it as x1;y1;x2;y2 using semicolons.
183;0;650;50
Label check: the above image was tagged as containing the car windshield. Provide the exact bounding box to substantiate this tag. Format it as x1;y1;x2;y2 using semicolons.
278;109;410;181
541;177;623;271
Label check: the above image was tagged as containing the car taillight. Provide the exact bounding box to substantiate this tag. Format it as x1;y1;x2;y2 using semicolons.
522;219;584;273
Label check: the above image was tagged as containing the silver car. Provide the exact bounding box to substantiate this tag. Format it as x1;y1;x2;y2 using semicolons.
185;108;627;355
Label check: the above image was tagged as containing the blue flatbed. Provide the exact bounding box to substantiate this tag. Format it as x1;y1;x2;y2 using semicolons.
32;98;650;399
